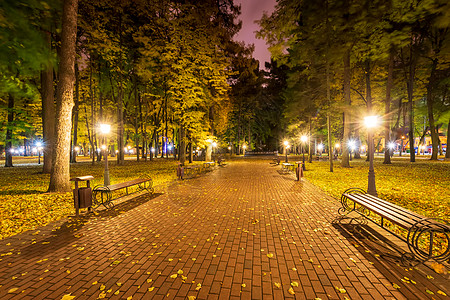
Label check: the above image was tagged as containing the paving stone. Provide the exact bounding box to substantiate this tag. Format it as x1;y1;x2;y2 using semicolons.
0;161;448;299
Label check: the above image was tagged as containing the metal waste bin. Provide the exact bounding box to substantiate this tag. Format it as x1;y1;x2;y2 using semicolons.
78;187;92;208
70;176;94;216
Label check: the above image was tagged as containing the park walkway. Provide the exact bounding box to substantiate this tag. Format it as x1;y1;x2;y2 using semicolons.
0;161;448;299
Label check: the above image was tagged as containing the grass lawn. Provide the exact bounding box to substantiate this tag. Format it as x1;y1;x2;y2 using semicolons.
304;156;450;223
0;155;449;241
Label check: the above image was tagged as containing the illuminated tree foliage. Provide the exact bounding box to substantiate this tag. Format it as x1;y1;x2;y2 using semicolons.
258;0;450;164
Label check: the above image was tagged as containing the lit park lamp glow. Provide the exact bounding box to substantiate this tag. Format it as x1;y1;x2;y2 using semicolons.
283;140;289;162
364;115;379;196
388;142;396;156
100;124;111;186
301;135;307;170
242;144;247;156
36;142;43;164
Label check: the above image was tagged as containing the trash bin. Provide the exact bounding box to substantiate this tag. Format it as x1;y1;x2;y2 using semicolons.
78;187;92;208
70;175;94;216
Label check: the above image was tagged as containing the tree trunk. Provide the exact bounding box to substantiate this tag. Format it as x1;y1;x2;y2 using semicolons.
383;50;394;164
446;121;450;159
71;63;79;163
41;31;55;173
308;117;312;163
325;1;333;172
48;0;78;193
407;63;416;162
341;50;351;167
179;124;186;164
426;59;439;160
117;86;124;165
5;93;14;167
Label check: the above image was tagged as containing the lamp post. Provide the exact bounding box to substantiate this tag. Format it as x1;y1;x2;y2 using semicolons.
364;116;378;196
348;140;355;161
242;144;247;156
283;140;289;162
36;142;43;165
335;143;340;160
100;124;111;186
301;135;307;170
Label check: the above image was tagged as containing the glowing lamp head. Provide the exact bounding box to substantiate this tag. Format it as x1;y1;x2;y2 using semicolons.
283;140;289;146
151;147;155;153
168;145;172;150
348;140;356;151
228;146;231;150
318;144;324;151
36;142;42;147
75;146;80;152
301;135;308;143
243;145;247;150
388;142;395;150
364;116;379;128
101;145;107;150
212;142;217;148
100;124;111;134
335;143;340;148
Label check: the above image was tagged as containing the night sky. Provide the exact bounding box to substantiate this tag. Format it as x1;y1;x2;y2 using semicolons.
234;0;277;69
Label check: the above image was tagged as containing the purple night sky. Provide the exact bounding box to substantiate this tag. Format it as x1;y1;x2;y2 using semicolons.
233;0;277;69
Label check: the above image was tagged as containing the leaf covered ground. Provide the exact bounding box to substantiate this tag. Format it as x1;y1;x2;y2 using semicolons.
304;157;450;222
0;158;179;239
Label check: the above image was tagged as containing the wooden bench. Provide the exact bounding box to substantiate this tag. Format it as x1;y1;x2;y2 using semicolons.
203;161;215;172
217;157;227;166
272;157;281;165
183;165;202;178
281;162;295;173
338;188;450;264
93;176;153;209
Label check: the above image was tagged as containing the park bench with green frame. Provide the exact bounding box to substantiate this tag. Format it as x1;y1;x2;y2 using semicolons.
92;175;153;209
338;188;450;265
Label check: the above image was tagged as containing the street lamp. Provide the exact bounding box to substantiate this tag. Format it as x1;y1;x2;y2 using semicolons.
36;142;43;164
318;143;324;157
100;124;111;186
301;135;307;170
364;115;379;196
388;142;395;156
334;143;340;159
283;140;289;162
242;144;247;156
348;139;356;161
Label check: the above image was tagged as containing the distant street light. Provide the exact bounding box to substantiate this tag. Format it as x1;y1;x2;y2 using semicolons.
301;135;308;170
36;142;43;164
348;140;356;161
100;124;111;186
364;115;379;196
242;144;247;156
283;140;289;162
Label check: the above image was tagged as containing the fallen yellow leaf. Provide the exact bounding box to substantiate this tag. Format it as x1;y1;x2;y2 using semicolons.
170;274;177;279
267;253;274;258
8;288;18;293
148;287;154;292
291;282;299;287
61;294;75;300
288;287;295;295
274;282;281;288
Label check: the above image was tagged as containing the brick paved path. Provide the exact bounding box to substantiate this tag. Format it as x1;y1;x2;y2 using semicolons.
0;161;448;299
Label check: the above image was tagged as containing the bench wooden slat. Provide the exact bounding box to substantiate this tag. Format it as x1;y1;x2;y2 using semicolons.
343;193;418;229
106;178;149;191
347;193;426;223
